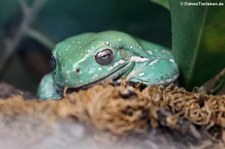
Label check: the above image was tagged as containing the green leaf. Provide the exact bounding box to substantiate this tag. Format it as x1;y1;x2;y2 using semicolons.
150;0;169;9
170;0;225;90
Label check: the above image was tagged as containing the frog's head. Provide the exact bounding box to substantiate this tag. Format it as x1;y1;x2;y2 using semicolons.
50;31;148;90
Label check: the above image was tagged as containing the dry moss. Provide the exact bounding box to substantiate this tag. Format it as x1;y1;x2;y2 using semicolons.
0;82;225;148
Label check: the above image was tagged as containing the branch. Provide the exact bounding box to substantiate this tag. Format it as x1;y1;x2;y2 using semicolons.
0;0;48;77
27;28;55;49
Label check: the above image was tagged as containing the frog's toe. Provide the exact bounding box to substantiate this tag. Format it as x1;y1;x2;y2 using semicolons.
131;58;179;85
37;73;61;100
147;58;179;85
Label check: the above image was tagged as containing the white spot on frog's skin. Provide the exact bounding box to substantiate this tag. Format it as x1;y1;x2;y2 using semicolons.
91;74;98;79
130;56;149;62
149;59;159;66
118;39;122;41
154;73;179;85
40;78;46;86
89;67;97;74
136;44;142;49
129;46;133;49
105;41;110;45
65;45;71;51
165;78;172;84
107;60;125;71
77;41;81;44
98;68;102;71
147;50;153;55
58;53;62;61
161;50;170;54
169;59;175;63
161;74;179;84
138;73;145;77
73;65;76;70
66;71;70;79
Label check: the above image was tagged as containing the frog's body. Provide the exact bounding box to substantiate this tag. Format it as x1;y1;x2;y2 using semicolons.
38;31;179;99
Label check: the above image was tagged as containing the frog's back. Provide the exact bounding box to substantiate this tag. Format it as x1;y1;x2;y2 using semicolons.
135;38;173;60
55;32;96;50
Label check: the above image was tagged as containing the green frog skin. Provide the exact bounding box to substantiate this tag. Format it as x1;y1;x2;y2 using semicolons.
37;31;179;99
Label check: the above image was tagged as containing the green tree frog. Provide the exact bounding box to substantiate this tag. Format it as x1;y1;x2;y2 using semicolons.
37;31;179;99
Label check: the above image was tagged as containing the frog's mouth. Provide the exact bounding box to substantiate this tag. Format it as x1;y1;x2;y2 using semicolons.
57;62;133;94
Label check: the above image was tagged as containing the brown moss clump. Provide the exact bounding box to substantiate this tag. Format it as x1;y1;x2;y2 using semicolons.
60;83;225;135
0;82;225;147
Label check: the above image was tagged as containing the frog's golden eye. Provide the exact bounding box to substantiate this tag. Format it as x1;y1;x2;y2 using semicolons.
95;49;114;66
49;54;56;70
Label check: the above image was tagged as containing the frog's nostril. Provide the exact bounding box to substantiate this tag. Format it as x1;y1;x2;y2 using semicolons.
75;68;81;73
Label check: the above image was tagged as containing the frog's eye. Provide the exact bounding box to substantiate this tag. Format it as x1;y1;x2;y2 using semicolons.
49;54;56;70
95;49;114;66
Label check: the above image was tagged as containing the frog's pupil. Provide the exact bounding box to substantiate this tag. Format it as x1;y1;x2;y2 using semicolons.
95;49;114;66
49;54;56;70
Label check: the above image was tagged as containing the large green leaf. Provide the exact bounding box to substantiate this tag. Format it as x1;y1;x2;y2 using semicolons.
170;0;225;89
150;0;169;9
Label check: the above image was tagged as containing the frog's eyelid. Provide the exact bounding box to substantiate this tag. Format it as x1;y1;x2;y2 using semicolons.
95;49;114;66
94;46;115;55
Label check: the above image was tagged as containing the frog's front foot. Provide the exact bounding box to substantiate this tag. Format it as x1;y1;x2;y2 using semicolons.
37;73;61;100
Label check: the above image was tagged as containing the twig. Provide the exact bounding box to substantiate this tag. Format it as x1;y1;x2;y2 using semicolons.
0;0;48;77
26;28;55;49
